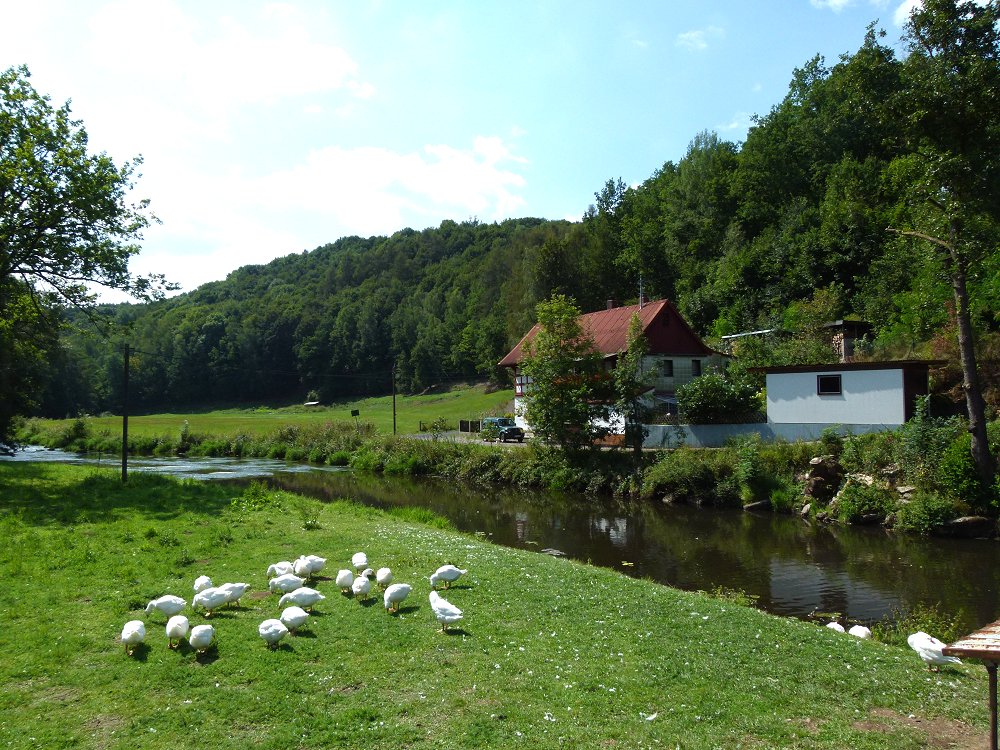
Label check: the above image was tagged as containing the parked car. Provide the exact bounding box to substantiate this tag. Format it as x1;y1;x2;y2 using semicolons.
481;417;525;443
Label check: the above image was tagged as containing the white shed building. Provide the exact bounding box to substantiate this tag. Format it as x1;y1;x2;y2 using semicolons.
762;361;939;426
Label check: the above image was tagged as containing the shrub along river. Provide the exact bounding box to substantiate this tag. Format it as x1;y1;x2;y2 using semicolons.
8;446;1000;632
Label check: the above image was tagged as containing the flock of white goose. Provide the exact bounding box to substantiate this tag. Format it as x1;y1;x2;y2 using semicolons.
824;620;963;671
120;552;468;656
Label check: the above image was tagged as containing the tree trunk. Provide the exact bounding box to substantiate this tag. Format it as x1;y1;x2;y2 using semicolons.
949;247;996;489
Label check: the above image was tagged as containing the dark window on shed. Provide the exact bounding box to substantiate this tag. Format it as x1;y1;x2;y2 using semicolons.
691;359;702;377
661;359;674;377
817;374;842;395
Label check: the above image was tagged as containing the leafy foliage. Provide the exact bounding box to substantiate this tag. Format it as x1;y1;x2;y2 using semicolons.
676;373;762;424
0;66;170;447
519;295;609;450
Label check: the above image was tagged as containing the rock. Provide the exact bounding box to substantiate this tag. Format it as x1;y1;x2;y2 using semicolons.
846;473;875;486
858;513;885;526
800;503;811;517
895;485;918;498
743;500;771;512
541;548;567;557
937;516;997;539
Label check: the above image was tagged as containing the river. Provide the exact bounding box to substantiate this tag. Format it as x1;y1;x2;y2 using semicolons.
6;446;999;631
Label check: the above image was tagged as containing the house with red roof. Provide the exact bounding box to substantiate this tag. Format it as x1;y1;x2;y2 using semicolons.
498;298;729;432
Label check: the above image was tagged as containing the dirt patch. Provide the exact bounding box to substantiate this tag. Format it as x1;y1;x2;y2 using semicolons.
248;590;271;601
854;707;989;749
85;713;126;749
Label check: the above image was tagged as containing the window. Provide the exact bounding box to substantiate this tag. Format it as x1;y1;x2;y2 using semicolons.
661;359;674;377
691;359;701;377
817;374;842;395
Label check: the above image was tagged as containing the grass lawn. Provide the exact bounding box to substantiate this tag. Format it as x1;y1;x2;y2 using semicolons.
0;462;990;749
23;382;514;440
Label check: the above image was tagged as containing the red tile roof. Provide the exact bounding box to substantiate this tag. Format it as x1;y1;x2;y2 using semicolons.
498;299;720;367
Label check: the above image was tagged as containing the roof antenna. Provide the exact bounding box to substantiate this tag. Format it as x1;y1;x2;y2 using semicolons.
639;275;645;309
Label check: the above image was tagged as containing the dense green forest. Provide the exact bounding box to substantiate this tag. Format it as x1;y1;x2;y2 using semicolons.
37;9;1000;418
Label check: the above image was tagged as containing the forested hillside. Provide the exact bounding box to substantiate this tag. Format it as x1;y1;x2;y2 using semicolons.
39;12;999;417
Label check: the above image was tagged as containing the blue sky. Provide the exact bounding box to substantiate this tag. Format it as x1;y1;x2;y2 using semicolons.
1;0;921;300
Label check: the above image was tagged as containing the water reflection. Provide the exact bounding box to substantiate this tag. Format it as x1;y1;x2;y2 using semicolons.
6;448;1000;630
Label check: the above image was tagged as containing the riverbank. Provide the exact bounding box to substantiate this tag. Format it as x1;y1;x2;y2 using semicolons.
0;463;989;748
16;405;1000;536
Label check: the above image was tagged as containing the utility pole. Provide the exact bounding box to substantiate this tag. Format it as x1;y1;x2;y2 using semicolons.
392;363;397;435
121;342;129;483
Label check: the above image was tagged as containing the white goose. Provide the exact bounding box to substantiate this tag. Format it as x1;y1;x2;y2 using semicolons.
908;631;962;671
165;615;190;649
429;590;463;632
188;624;215;653
278;587;326;611
430;564;467;590
294;555;326;578
848;625;872;639
193;575;213;593
335;569;354;593
267;560;294;577
269;573;306;594
217;582;250;608
145;594;186;618
351;551;368;571
192;586;229;617
293;556;313;579
352;571;372;601
826;621;846;633
376;567;393;589
121;620;145;655
303;555;327;574
279;606;310;634
383;583;412;613
258;618;289;648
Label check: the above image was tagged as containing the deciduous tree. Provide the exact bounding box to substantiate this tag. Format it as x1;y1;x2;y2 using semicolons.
520;295;609;451
0;65;171;448
888;0;999;487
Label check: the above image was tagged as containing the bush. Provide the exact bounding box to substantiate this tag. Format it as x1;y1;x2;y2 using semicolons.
893;491;959;534
56;416;90;448
676;373;763;424
841;431;897;476
734;434;766;503
832;481;895;524
818;426;844;459
896;397;962;487
769;480;803;514
873;602;967;647
936;433;994;511
643;448;718;504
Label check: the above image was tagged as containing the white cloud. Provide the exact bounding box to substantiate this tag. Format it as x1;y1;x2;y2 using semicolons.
127;136;530;295
718;112;752;134
810;0;854;11
676;26;725;52
893;0;922;25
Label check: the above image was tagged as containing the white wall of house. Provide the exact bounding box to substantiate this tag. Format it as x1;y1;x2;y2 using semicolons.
766;368;906;425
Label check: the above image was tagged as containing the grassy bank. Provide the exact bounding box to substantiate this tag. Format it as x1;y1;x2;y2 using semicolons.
0;463;990;749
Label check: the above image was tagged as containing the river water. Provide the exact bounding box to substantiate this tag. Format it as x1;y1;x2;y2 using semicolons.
6;447;1000;631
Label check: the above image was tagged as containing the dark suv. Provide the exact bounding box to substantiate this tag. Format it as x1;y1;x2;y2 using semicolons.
482;417;525;443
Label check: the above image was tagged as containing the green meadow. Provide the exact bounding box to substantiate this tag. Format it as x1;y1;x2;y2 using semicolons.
24;382;514;439
0;462;990;749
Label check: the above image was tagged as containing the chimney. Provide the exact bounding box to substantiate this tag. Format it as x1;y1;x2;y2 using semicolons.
639;293;648;308
607;299;617;310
